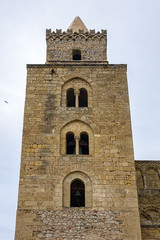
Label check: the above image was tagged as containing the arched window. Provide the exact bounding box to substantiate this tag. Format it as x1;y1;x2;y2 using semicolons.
61;120;94;155
73;49;81;60
63;171;92;208
66;133;76;154
79;133;89;155
67;88;75;107
70;179;85;207
79;88;88;107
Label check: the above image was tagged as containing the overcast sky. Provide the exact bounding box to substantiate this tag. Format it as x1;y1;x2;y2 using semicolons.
0;0;160;239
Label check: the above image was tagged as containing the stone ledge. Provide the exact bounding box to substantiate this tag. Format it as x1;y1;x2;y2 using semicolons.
27;62;127;68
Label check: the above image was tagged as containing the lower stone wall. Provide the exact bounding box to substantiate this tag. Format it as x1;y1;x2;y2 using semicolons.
138;189;160;240
16;209;124;240
141;226;160;240
135;161;160;240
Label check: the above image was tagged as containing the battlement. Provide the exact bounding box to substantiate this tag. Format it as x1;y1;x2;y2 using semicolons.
46;29;107;41
46;17;107;62
46;29;107;62
46;28;107;35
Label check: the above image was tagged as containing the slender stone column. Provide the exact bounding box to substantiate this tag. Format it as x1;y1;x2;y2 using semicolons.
74;89;80;107
75;135;80;155
142;172;147;189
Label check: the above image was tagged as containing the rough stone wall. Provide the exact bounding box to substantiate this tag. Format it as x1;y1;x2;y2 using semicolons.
46;29;107;62
16;209;123;240
135;161;160;240
15;62;142;239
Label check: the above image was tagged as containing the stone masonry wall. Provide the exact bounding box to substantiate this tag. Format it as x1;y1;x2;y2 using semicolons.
46;29;107;62
15;63;142;240
16;209;123;240
135;161;160;240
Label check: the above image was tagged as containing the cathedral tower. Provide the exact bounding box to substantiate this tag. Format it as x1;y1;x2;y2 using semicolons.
15;17;142;239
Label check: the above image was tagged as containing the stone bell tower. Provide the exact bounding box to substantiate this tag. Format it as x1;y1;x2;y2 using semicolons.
15;17;142;239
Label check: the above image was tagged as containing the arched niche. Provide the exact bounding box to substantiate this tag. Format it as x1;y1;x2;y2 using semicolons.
63;171;92;208
136;168;144;189
61;78;92;107
146;168;160;189
60;120;94;155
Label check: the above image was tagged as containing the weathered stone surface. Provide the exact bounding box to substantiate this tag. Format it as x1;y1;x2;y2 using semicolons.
16;18;160;240
135;161;160;239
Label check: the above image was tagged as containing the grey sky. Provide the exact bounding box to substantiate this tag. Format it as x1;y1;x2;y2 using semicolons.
0;0;160;239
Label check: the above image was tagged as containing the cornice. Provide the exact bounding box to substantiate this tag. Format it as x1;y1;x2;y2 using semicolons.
27;62;127;69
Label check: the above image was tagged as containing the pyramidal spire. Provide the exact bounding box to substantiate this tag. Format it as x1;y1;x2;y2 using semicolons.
67;16;88;33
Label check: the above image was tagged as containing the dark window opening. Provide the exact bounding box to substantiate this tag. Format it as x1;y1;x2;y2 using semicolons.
67;88;75;107
79;88;88;107
71;179;85;207
79;133;89;155
73;49;81;60
66;133;76;154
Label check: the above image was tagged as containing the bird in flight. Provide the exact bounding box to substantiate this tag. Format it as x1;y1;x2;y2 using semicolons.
4;101;8;104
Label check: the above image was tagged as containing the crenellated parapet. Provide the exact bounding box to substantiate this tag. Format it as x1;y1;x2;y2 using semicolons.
46;29;107;40
46;28;107;63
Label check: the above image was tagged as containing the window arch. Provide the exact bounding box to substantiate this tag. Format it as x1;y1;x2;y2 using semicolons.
61;78;92;108
79;132;89;155
79;88;88;107
66;131;89;155
70;179;85;207
66;132;76;154
73;49;81;60
67;88;75;107
61;120;94;155
63;171;92;208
